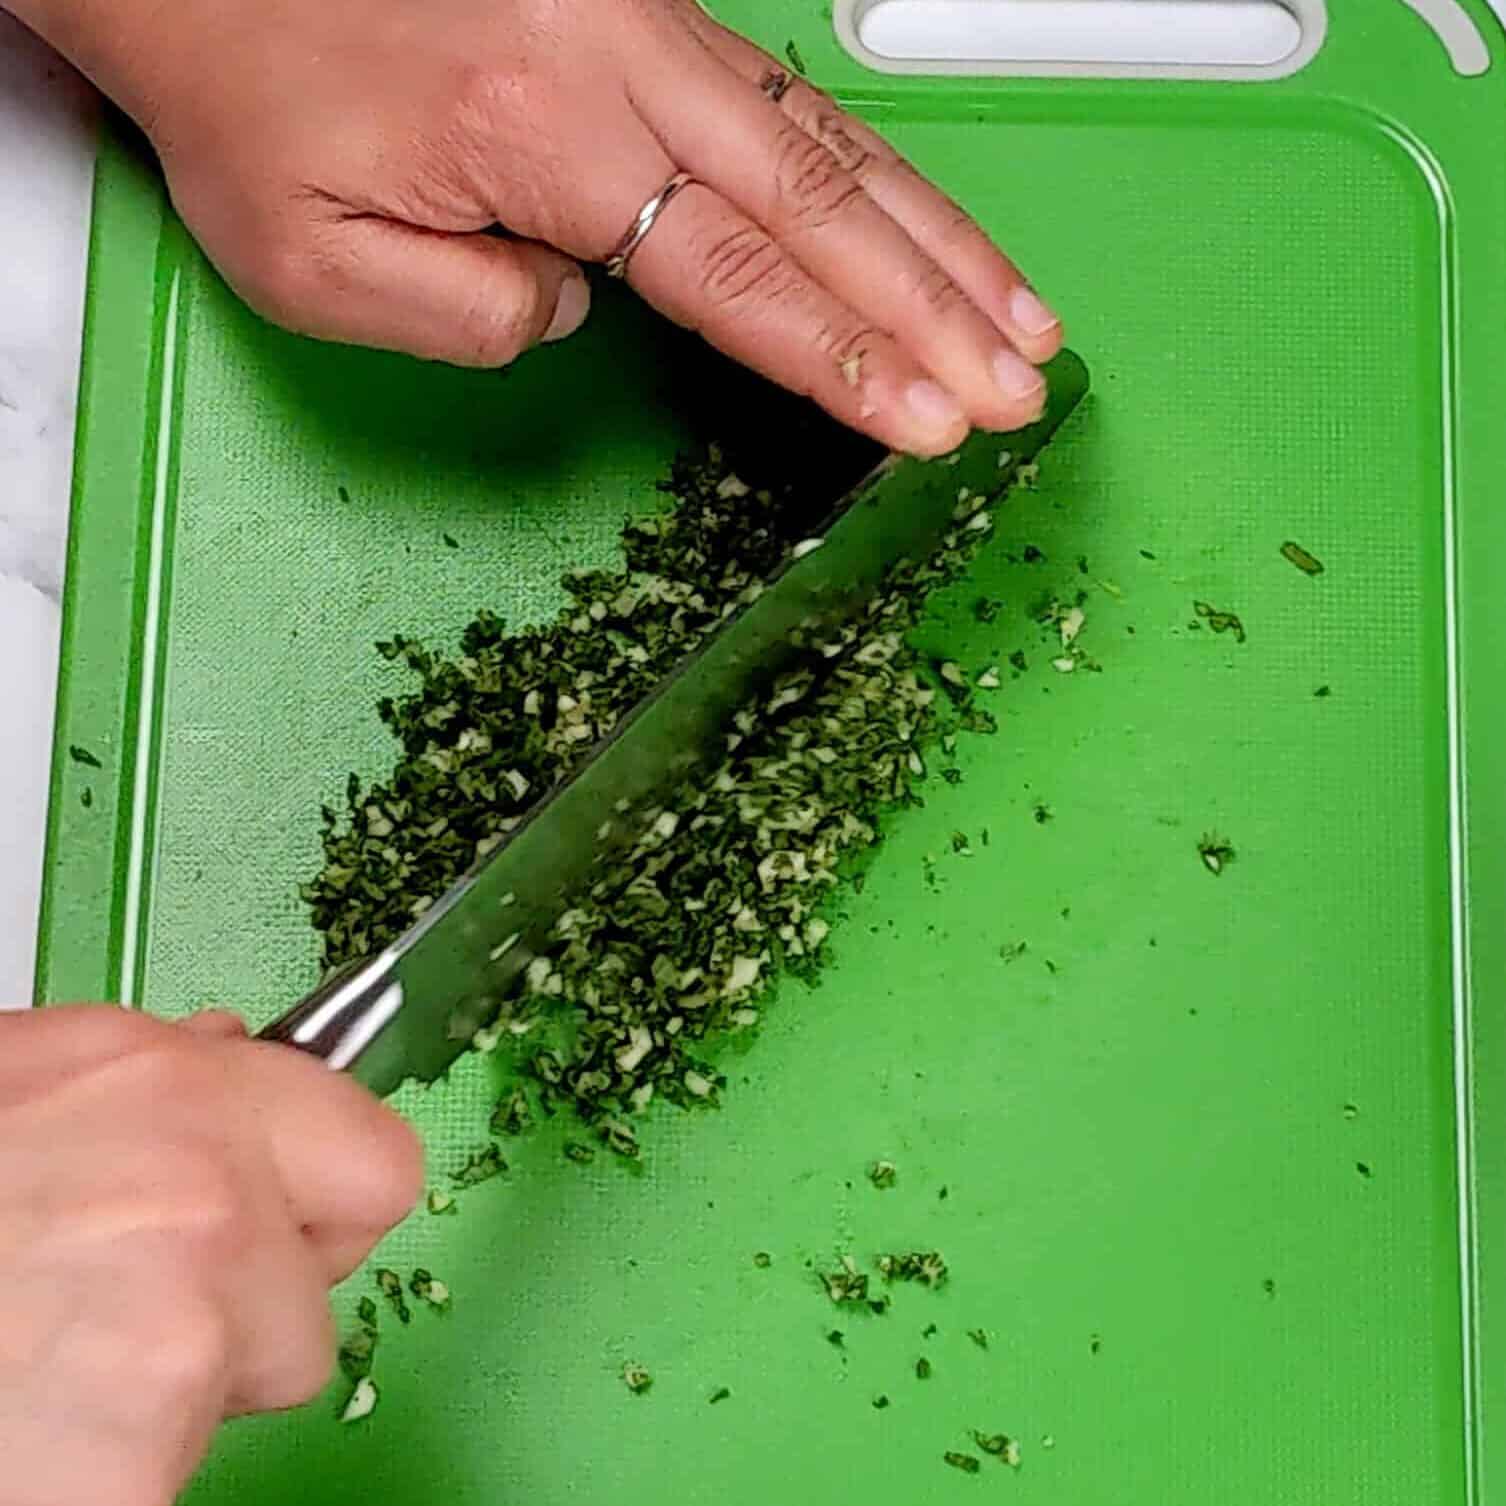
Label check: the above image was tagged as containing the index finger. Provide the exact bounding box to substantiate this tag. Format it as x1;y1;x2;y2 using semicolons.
695;22;1065;365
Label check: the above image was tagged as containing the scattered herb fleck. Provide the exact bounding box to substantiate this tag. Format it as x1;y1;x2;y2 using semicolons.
873;1394;891;1411
442;533;459;550
1343;1103;1359;1121
967;1328;989;1350
869;1160;898;1190
1262;1278;1276;1299
1357;1161;1373;1179
916;1356;933;1380
827;1329;846;1349
1281;541;1324;576
754;1251;772;1269
68;745;102;769
375;1268;411;1325
622;1362;653;1395
974;597;1003;624
410;1269;451;1310
1193;600;1247;644
451;1145;507;1187
426;1189;458;1216
1000;941;1027;963
564;1140;596;1165
1198;833;1236;876
709;1387;731;1405
944;1452;981;1475
822;1256;870;1305
877;1251;949;1288
490;1086;534;1138
80;787;93;809
1033;803;1054;825
785;38;807;74
1315;685;1332;699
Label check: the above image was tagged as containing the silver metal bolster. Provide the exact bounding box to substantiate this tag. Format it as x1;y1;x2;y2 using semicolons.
257;955;404;1074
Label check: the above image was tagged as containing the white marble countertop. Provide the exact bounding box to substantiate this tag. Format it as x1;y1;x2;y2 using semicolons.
0;15;95;1005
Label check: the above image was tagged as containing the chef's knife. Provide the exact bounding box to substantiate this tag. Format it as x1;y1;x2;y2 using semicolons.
260;351;1091;1095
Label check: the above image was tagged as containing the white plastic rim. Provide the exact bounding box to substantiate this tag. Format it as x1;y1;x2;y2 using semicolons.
859;0;1302;66
839;0;1329;79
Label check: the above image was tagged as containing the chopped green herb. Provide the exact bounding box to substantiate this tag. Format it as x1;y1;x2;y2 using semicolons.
1193;600;1247;644
337;484;351;504
944;1452;981;1474
872;1394;891;1410
1357;1161;1373;1179
1262;1278;1276;1298
869;1160;898;1190
827;1329;846;1349
338;1318;379;1384
375;1268;411;1325
490;1086;534;1138
304;424;1017;1167
822;1256;870;1305
451;1145;507;1187
1090;1333;1102;1354
564;1140;596;1165
598;1117;642;1159
1022;545;1045;564
785;38;807;74
1281;541;1325;576
1198;833;1236;876
754;1251;773;1269
1315;685;1332;699
1343;1103;1359;1120
1033;803;1054;825
877;1251;949;1288
622;1362;653;1394
68;745;102;769
426;1189;458;1216
974;597;1003;624
950;831;972;856
967;1328;989;1349
356;1297;378;1327
916;1356;933;1380
80;787;93;809
709;1387;732;1405
410;1269;451;1310
974;1433;1008;1457
923;1323;939;1339
442;533;459;550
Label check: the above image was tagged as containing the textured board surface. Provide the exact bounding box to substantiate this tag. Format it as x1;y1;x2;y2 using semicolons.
39;0;1506;1501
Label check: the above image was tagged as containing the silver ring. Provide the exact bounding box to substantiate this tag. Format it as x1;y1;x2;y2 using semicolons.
761;67;792;102
605;170;697;280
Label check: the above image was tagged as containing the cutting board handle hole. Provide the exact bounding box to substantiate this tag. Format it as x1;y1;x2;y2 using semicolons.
838;0;1326;78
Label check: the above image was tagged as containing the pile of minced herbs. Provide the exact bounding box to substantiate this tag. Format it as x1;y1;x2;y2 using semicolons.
303;423;1017;1155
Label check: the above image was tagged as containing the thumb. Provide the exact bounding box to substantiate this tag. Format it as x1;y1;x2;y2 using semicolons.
251;221;590;368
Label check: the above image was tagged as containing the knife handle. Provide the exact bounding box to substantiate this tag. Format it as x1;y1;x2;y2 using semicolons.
257;955;404;1074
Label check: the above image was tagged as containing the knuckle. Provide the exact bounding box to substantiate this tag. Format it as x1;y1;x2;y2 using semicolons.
143;1297;231;1397
806;104;878;176
240;1308;335;1413
905;261;967;318
772;124;865;230
693;226;797;312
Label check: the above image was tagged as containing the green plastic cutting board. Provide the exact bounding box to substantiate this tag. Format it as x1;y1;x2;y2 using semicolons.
38;1;1506;1501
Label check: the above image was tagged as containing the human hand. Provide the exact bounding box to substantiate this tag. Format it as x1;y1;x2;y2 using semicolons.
0;1005;421;1506
17;0;1063;457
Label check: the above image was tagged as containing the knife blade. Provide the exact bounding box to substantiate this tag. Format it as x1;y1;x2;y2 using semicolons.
261;351;1091;1096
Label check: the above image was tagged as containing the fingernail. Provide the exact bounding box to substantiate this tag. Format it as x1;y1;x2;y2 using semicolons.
994;348;1047;404
1009;285;1060;339
543;273;591;344
904;379;967;437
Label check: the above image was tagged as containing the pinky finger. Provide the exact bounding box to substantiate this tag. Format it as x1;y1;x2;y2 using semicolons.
628;181;970;457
